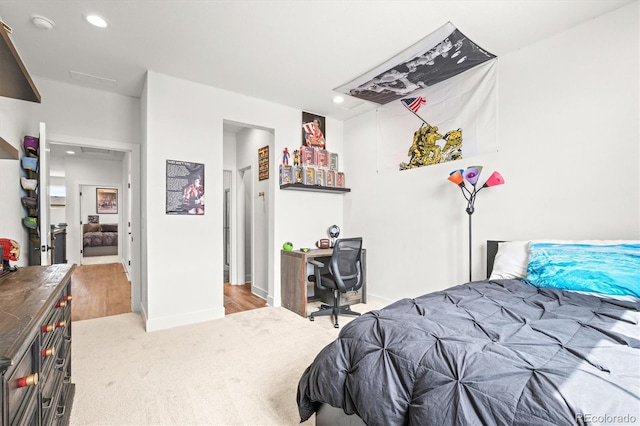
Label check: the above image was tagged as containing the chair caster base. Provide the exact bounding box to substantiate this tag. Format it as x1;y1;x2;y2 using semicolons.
333;323;339;328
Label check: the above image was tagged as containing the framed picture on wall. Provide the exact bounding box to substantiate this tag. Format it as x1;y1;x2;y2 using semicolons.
166;160;205;215
258;146;269;181
302;111;326;149
96;188;118;214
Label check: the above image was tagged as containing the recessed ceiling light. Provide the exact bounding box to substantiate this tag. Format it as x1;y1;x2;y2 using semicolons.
66;150;76;155
84;14;108;28
31;15;55;30
333;95;344;104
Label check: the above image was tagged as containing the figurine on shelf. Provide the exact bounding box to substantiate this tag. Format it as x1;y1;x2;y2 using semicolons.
282;147;290;165
293;149;300;166
0;238;20;274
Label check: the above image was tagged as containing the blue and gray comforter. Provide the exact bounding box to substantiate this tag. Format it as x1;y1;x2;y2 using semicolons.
297;279;640;425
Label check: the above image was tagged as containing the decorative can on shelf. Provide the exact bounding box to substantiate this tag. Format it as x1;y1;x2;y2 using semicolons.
329;153;339;171
279;165;294;185
326;170;336;187
303;167;315;185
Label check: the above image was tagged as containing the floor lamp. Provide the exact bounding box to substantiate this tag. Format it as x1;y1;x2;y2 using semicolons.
448;167;505;282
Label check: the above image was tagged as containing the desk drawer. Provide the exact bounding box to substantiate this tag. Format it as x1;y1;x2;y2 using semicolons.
316;288;364;306
339;289;363;305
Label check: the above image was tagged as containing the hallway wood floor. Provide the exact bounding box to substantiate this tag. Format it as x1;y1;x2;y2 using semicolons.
71;262;131;322
71;263;266;321
224;282;267;315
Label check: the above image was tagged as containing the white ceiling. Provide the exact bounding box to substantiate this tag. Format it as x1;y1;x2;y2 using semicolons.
0;1;635;121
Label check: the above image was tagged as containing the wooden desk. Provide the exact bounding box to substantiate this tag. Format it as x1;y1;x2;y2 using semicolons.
281;248;366;318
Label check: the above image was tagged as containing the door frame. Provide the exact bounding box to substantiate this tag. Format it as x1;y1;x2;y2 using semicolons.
48;133;141;314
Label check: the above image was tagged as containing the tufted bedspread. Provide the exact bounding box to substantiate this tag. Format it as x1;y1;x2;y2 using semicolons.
83;231;117;247
297;279;640;425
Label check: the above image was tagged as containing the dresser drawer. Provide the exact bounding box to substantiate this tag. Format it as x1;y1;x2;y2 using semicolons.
40;304;62;350
11;390;39;426
41;330;63;387
6;336;39;425
41;361;64;426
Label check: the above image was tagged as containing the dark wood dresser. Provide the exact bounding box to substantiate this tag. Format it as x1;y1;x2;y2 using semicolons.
0;264;76;425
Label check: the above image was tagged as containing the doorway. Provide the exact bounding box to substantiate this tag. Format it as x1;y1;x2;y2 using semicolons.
46;135;141;319
222;122;273;314
79;184;121;265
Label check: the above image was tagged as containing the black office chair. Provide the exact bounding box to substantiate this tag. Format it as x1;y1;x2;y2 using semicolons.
308;237;363;328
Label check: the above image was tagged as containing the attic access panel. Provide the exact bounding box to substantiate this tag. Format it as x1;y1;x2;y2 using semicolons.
335;22;495;105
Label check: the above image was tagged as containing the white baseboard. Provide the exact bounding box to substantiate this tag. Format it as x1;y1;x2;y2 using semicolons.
144;306;225;332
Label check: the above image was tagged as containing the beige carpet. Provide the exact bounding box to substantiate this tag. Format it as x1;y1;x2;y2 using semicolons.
70;300;384;425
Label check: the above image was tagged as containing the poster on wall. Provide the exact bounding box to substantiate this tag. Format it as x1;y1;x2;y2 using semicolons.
96;188;118;214
258;146;269;181
166;160;205;215
302;112;326;149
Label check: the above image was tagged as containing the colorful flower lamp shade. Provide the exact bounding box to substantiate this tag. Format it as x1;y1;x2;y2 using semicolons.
448;167;505;282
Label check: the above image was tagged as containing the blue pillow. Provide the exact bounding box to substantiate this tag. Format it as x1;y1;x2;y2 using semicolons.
524;242;640;298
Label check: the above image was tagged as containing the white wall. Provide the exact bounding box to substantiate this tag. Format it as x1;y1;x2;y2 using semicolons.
0;96;36;266
143;71;345;330
343;3;639;304
30;78;140;144
1;78;139;267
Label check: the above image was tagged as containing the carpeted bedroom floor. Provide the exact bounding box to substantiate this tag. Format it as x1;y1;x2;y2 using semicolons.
70;300;384;425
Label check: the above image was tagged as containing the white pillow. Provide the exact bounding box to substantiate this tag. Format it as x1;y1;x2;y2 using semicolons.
489;241;530;280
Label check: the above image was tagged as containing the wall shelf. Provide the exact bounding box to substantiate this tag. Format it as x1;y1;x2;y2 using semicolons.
0;21;41;103
280;183;351;193
0;137;18;160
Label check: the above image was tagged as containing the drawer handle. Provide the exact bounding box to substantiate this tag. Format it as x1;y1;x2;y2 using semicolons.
16;373;38;387
42;347;56;357
56;300;67;308
42;397;53;409
56;320;67;328
42;323;56;333
56;405;66;418
62;295;72;302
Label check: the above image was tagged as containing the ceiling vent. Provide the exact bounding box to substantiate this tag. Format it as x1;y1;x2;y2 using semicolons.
80;146;113;156
69;70;116;88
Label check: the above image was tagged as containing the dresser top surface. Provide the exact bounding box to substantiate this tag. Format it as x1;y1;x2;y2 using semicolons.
0;264;75;369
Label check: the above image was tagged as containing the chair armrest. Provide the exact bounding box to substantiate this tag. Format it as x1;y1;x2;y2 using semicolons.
308;259;325;268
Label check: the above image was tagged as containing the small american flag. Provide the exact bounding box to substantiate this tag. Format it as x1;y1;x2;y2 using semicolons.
401;96;426;113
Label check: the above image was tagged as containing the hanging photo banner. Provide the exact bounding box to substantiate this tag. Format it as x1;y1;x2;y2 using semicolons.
376;59;498;173
166;160;205;215
334;21;496;105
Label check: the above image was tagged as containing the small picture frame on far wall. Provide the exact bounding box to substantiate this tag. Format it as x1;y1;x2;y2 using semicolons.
96;188;118;214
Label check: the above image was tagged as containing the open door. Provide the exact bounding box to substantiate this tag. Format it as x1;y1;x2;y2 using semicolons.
38;122;52;265
125;165;132;275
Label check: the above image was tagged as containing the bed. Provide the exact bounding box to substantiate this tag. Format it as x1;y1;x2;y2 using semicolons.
82;223;118;257
297;240;640;425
